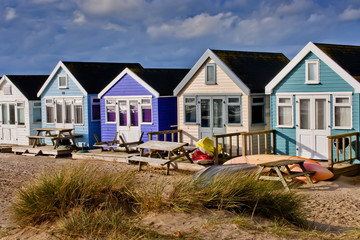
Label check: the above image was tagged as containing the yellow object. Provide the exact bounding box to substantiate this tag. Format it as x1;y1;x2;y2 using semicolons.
196;137;222;156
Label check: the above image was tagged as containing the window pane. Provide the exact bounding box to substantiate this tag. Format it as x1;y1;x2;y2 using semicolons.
141;99;151;105
228;97;239;103
206;65;215;83
228;105;240;124
213;99;223;128
92;104;100;120
315;99;326;130
56;103;63;123
185;98;195;104
336;97;349;104
17;107;25;125
279;98;291;104
107;106;116;123
9;104;15;125
142;106;152;123
252;105;264;124
278;106;292;126
185;105;196;123
118;101;127;126
308;62;317;81
300;99;310;129
59;76;67;87
130;100;138;126
65;103;72;123
335;106;351;127
46;106;54;123
200;99;210;127
74;105;83;124
2;104;8;124
33;108;41;123
34;102;41;107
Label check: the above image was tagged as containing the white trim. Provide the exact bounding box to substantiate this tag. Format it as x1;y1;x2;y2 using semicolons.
104;95;152;100
173;49;250;96
276;95;294;128
37;61;88;97
0;75;28;100
305;59;320;84
265;41;360;94
276;91;352;96
332;94;353;130
98;68;159;98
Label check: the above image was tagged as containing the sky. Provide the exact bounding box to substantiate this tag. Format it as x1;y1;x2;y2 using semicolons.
1;0;360;76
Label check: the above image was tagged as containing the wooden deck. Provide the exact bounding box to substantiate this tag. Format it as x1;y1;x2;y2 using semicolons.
0;145;12;153
72;149;204;172
317;160;360;177
12;145;72;158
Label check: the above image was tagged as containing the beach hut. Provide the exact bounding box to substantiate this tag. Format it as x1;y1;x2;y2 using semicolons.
98;67;189;143
173;49;289;146
37;61;142;148
265;42;360;160
0;75;48;145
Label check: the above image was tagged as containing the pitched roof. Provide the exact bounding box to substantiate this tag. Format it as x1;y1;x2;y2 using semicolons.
132;68;190;96
314;43;360;81
62;62;143;94
211;49;289;93
5;75;48;100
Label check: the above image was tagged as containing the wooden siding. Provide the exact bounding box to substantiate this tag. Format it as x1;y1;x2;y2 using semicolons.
271;51;357;156
100;73;158;143
87;94;100;148
41;67;89;146
177;58;250;144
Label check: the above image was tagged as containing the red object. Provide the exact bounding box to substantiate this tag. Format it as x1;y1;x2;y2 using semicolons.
192;150;214;164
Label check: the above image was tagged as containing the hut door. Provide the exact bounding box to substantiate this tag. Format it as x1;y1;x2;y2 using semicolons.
0;103;17;144
198;97;226;139
296;95;330;159
54;99;74;129
117;99;141;142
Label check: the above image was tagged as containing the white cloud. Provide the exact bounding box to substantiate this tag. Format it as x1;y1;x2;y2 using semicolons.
73;11;86;24
104;23;126;32
147;12;237;39
308;13;325;23
5;8;17;21
339;6;360;21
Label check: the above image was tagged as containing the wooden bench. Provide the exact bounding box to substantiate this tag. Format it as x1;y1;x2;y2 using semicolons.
127;155;171;174
255;159;315;191
93;132;144;153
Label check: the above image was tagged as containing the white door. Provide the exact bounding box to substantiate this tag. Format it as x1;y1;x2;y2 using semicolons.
0;103;17;144
54;99;74;129
199;97;226;139
117;99;141;142
296;95;330;159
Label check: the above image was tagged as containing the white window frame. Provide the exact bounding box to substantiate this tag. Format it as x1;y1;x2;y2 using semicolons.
91;97;101;122
58;75;68;89
276;95;294;128
333;94;352;130
305;59;320;84
227;96;242;125
105;98;116;124
184;96;197;124
45;98;55;124
32;101;42;123
140;98;153;125
205;63;216;85
251;96;265;125
3;85;12;95
73;98;84;125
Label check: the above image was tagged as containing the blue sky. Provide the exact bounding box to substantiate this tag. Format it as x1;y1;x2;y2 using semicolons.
1;0;360;76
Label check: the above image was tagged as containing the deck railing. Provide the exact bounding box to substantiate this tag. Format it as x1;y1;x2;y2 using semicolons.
327;132;359;169
148;129;183;142
213;129;275;164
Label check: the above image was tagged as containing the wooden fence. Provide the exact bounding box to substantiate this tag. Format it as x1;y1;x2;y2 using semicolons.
148;129;183;142
327;132;359;169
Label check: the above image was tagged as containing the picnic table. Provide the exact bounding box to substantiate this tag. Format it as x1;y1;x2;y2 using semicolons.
128;140;193;175
255;159;315;191
27;128;82;149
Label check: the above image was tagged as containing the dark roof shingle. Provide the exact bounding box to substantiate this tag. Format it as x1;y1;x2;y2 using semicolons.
6;75;48;100
211;49;290;93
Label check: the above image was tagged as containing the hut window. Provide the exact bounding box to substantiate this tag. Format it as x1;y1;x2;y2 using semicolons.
9;104;15;125
58;75;68;89
305;59;320;84
333;95;352;129
45;99;54;124
74;99;83;125
251;96;265;125
141;98;152;123
1;104;7;124
17;102;25;125
3;85;11;95
33;102;41;123
227;97;241;124
205;63;216;85
91;97;100;121
105;99;116;123
277;96;293;128
184;97;196;123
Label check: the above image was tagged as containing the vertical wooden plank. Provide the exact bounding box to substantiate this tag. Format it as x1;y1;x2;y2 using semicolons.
236;134;240;156
342;137;346;161
328;138;333;169
257;134;261;154
250;135;254;155
214;137;219;165
356;133;359;161
222;137;226;156
164;133;167;142
229;136;233;158
349;136;352;160
271;131;275;154
336;138;339;164
180;130;183;143
242;134;247;156
264;133;268;154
